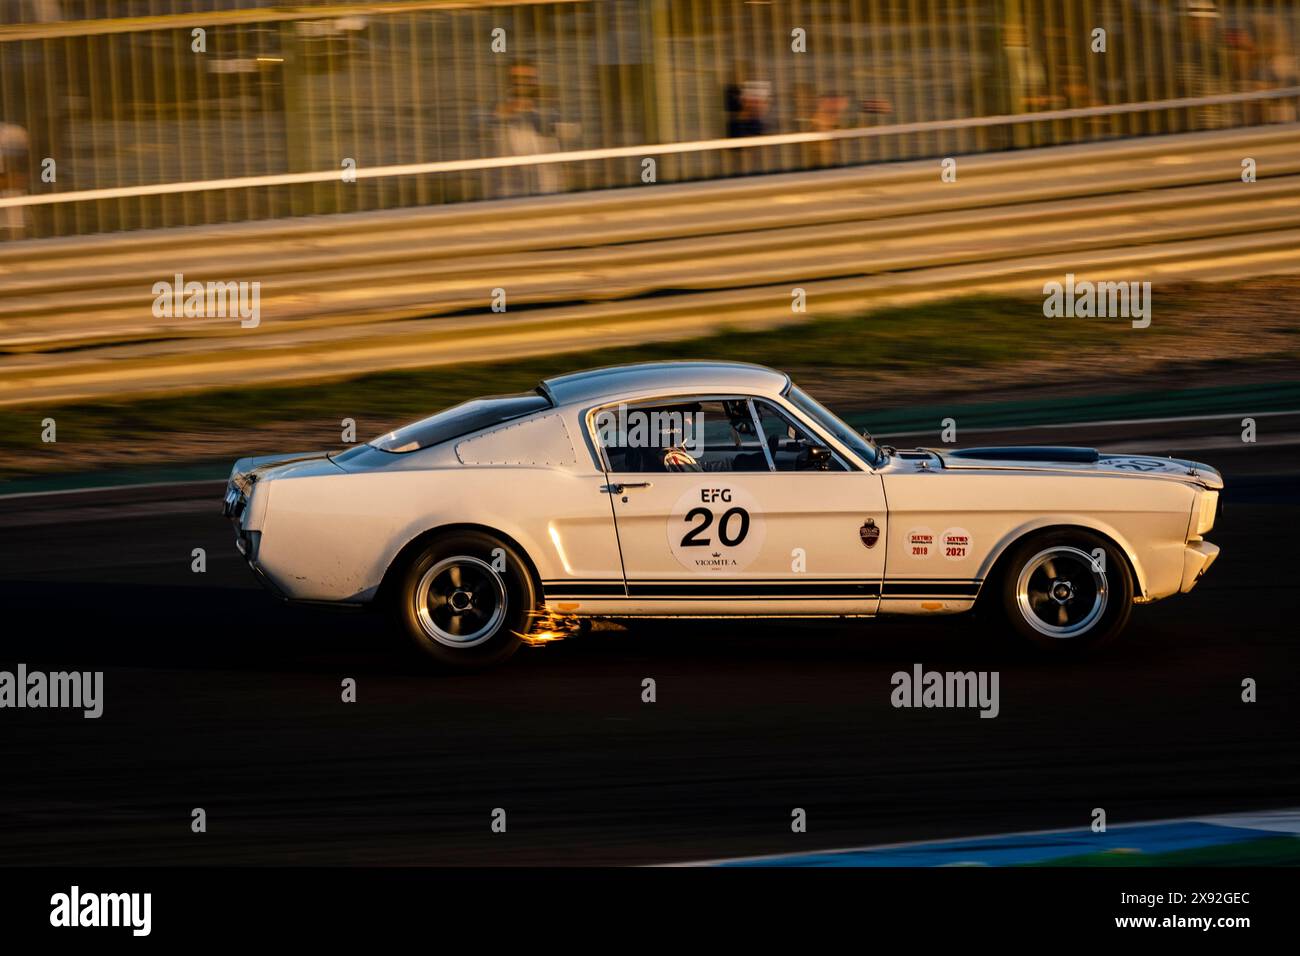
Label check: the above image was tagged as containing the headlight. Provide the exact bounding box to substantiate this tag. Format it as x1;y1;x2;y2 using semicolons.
1196;491;1219;536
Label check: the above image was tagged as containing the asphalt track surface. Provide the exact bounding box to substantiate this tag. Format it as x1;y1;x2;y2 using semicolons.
1;415;1297;865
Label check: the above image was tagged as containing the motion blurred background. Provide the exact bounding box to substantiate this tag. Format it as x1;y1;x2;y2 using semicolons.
0;0;1297;483
2;0;1297;236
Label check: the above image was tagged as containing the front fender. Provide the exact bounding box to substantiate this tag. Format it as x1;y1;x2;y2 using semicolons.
976;515;1152;600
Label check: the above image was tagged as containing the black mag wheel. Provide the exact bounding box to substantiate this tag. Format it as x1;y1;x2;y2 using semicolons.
997;529;1133;654
394;531;538;669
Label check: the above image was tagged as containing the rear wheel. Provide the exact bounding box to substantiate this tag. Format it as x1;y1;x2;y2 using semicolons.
393;531;538;669
996;530;1133;654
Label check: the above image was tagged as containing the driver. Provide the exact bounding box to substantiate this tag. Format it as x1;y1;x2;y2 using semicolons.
660;414;704;471
660;405;755;472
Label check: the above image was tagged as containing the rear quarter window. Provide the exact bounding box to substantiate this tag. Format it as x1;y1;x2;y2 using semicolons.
370;392;552;453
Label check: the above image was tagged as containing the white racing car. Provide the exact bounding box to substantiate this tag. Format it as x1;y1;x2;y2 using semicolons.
223;362;1222;667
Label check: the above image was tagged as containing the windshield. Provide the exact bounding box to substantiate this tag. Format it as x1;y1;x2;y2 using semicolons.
784;385;882;467
370;391;552;453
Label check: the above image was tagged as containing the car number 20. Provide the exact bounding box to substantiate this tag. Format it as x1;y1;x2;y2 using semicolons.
680;505;750;548
667;484;766;572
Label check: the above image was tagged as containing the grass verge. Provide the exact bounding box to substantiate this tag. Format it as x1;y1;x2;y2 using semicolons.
2;280;1296;485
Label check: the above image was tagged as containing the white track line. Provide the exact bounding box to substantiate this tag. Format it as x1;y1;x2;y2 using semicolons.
0;478;222;501
667;807;1300;867
875;408;1300;439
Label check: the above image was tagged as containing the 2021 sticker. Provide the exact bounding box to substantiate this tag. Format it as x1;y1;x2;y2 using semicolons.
941;527;972;561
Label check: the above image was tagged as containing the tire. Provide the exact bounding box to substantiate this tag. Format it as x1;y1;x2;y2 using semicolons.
994;529;1133;654
392;530;538;669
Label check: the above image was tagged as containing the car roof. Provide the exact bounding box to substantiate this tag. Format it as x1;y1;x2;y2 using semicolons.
540;361;790;407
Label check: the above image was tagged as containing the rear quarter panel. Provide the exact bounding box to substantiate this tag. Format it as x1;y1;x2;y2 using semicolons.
253;465;620;602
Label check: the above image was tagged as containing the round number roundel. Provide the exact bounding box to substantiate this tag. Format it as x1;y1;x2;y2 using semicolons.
667;483;766;573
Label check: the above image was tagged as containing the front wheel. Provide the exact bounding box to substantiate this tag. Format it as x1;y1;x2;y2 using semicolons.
393;531;538;669
995;530;1133;654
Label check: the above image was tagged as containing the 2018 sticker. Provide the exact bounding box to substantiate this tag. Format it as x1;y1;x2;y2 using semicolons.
907;527;935;559
668;484;766;573
941;527;972;561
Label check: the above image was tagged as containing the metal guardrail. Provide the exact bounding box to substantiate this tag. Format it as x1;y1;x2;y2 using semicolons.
0;122;1296;409
1;0;1298;239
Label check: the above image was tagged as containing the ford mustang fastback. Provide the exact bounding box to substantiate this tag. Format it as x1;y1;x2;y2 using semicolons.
223;361;1222;668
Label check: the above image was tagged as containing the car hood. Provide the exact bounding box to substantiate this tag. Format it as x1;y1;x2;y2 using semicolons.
912;445;1223;489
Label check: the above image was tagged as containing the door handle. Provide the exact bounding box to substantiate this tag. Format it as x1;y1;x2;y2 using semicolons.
600;482;652;494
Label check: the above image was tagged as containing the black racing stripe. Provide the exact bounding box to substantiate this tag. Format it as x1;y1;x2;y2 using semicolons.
544;579;983;599
547;578;880;587
542;583;625;597
606;595;876;601
628;581;880;598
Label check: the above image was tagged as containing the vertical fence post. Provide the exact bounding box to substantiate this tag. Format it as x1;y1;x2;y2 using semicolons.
648;0;677;181
280;19;311;219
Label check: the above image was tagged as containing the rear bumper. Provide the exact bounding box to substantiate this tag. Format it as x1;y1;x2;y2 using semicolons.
1180;539;1220;593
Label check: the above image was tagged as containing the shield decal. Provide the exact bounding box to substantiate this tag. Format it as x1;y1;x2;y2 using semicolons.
859;518;880;549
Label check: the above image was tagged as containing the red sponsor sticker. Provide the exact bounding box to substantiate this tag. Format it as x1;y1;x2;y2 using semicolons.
907;528;935;559
941;527;972;562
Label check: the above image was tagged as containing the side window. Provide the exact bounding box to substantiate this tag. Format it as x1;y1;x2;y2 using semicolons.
595;399;770;473
754;400;847;472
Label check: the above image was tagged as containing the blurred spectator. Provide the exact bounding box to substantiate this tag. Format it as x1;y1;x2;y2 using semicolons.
1225;24;1265;124
1256;14;1298;123
721;76;772;176
493;60;563;197
724;80;744;133
0;122;30;240
1003;22;1053;113
725;79;771;137
1003;21;1055;148
809;91;850;168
